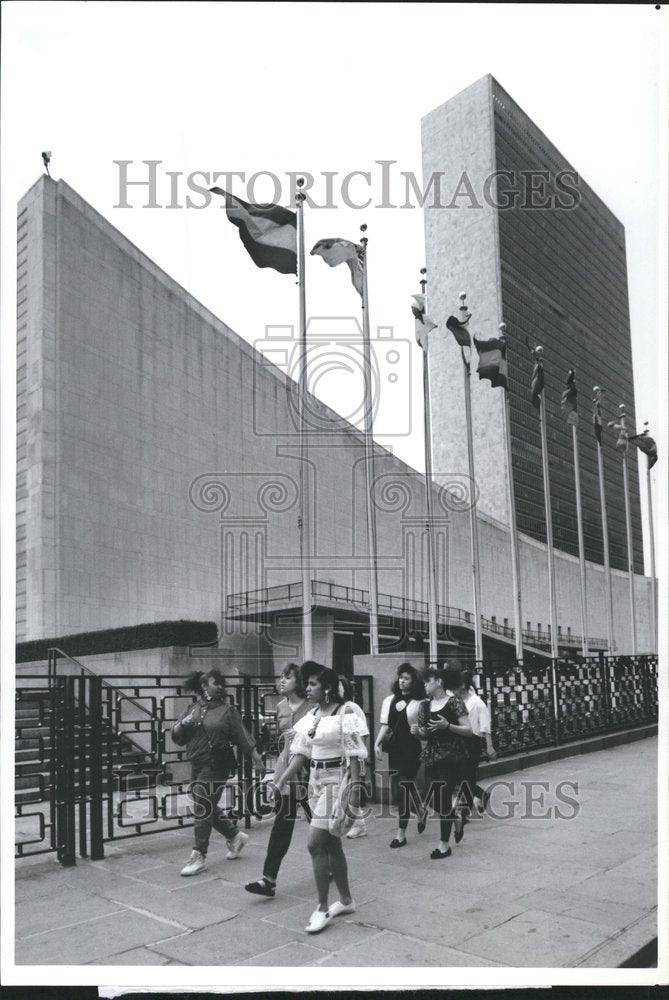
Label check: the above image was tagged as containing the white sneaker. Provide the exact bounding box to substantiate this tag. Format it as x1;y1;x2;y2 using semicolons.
180;849;206;876
346;825;368;839
305;908;332;934
329;899;356;918
226;831;249;860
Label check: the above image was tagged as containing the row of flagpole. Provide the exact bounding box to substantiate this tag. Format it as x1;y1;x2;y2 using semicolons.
210;180;658;665
417;279;658;665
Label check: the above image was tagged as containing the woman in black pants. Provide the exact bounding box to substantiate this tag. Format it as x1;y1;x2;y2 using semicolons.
245;663;312;897
374;663;426;848
411;664;472;859
172;669;265;876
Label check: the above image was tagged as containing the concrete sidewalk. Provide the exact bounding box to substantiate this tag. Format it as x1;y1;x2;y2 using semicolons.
15;738;658;968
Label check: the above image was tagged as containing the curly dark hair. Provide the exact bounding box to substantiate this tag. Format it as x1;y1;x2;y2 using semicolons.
300;661;343;703
182;668;226;695
391;663;426;700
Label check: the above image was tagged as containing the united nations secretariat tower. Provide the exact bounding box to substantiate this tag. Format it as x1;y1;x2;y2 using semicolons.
16;75;654;686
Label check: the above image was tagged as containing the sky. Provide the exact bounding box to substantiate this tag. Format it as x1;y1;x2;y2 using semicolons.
1;3;665;574
0;2;667;990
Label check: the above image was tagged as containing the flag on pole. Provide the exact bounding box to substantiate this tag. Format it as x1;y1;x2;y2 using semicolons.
411;294;437;350
311;238;363;297
530;356;545;410
607;419;629;452
473;336;508;388
446;313;472;348
593;398;604;445
561;369;579;426
629;430;658;468
210;187;297;274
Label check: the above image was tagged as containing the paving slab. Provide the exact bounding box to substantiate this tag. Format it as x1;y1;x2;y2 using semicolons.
16;887;125;937
88;947;173;966
238;941;332;966
316;929;509;967
147;914;303;964
16;909;190;966
454;907;615;967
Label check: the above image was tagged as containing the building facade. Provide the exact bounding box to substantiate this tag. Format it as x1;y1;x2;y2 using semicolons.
16;175;653;668
422;75;643;574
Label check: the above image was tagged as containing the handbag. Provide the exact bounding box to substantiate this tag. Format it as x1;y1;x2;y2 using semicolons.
328;708;356;837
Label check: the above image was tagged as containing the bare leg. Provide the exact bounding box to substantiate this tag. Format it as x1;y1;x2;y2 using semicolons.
307;827;332;911
327;834;352;905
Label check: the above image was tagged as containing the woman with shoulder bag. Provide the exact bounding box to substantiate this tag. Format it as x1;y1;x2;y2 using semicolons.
245;663;312;898
338;675;369;840
410;664;472;859
274;662;368;935
171;669;265;877
374;663;426;849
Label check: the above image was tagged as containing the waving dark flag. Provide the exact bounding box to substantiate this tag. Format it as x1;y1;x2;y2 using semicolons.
446;314;472;348
561;369;579;426
530;357;545;411
629;431;658;469
473;335;507;388
210;187;297;274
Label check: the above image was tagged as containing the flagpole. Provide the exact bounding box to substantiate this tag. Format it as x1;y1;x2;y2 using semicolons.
618;404;637;655
499;323;524;661
360;225;380;656
295;179;312;661
593;387;615;653
534;347;559;660
420;269;439;667
458;294;483;664
646;456;657;653
570;419;589;658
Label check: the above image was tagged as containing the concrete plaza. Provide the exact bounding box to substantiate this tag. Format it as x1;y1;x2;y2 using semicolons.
14;738;657;968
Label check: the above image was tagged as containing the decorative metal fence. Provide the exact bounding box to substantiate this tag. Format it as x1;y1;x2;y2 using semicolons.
15;665;375;865
15;654;654;865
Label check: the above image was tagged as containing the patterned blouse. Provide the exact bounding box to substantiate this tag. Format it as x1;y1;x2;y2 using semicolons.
418;694;470;764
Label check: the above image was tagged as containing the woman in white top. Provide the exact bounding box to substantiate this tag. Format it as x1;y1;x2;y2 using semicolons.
338;675;369;839
374;663;426;848
275;661;369;936
459;670;496;816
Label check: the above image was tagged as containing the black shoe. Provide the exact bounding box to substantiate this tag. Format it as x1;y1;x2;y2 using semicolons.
389;837;407;849
244;878;276;898
417;810;427;835
430;847;452;860
454;818;464;844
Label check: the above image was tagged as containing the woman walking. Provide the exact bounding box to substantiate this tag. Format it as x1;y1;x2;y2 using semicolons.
411;664;472;859
338;675;369;840
459;669;496;818
245;663;312;898
274;662;368;935
172;669;265;876
374;663;426;849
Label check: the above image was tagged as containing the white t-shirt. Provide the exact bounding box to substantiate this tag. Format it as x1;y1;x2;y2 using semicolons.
464;691;491;737
380;694;423;729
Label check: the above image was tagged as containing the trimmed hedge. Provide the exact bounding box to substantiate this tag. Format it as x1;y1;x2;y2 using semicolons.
16;620;219;663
